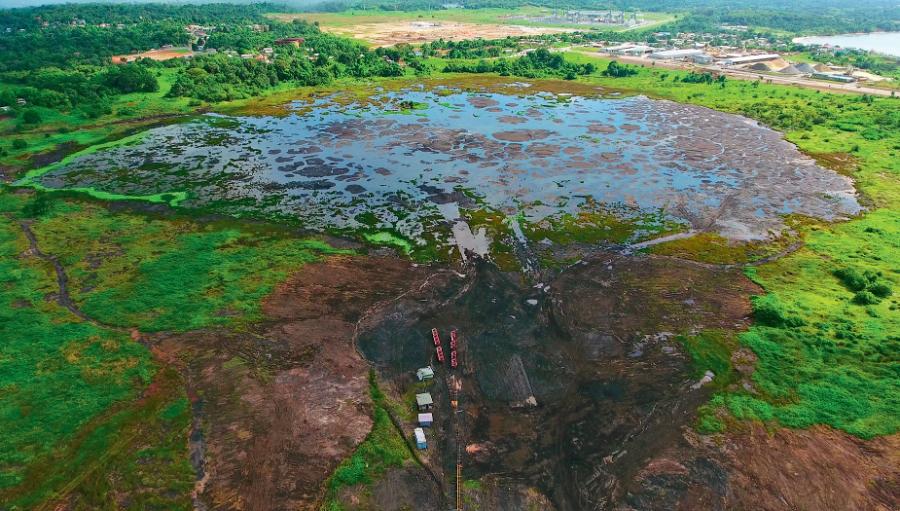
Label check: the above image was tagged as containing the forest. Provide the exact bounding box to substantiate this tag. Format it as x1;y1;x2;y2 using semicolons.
0;3;606;113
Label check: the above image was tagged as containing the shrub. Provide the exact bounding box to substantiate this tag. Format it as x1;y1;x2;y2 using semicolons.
834;267;868;291
751;294;804;327
853;290;880;305
22;109;41;124
869;283;892;298
602;60;637;78
21;194;51;218
12;138;27;150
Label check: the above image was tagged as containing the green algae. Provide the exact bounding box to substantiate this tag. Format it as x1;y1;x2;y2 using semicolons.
14;129;189;207
363;231;413;254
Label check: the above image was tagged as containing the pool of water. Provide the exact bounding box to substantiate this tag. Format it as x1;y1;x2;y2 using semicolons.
26;81;861;250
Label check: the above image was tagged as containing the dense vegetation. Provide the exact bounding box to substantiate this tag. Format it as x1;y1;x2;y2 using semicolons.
443;48;595;79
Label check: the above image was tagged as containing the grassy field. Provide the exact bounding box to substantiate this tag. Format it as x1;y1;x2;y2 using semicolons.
27;198;348;332
0;193;155;495
0;189;351;505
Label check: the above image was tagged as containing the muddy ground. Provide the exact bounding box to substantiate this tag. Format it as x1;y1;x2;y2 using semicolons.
150;256;437;510
347;252;898;510
354;253;761;510
148;251;897;510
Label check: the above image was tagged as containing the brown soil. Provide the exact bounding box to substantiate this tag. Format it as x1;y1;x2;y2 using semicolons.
722;425;900;511
625;424;899;511
462;476;557;511
337;466;444;510
104;248;891;511
355;254;762;510
152;255;432;511
316;21;575;47
112;47;193;63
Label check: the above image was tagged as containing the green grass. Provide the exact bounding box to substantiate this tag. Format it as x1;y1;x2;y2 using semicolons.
363;230;413;254
27;197;349;332
521;202;684;247
1;189;349;506
0;192;155;494
678;330;739;390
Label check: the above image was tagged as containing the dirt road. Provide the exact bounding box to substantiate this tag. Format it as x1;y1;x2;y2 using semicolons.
583;50;896;97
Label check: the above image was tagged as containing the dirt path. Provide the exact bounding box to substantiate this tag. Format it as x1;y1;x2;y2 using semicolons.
18;219;129;332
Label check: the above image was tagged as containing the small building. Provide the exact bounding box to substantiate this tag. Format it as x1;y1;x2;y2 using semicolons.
418;413;433;427
415;392;434;412
15;98;26;106
692;53;713;65
416;367;435;381
275;37;304;47
414;427;427;449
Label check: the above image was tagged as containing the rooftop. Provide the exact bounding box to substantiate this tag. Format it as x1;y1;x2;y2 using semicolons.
415;393;433;406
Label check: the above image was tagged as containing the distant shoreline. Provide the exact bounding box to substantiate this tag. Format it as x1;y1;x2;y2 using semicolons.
792;31;900;58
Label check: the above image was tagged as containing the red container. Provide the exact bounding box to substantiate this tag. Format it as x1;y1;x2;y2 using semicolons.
436;345;445;363
432;328;441;347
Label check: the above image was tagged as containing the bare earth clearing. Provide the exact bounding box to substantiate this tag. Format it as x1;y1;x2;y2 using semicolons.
317;21;576;47
112;47;193;64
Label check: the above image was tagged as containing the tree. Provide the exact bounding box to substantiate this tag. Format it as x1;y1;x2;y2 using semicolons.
102;63;159;94
602;61;637;78
22;109;41;124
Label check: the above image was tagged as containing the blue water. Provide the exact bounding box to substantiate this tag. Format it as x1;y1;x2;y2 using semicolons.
794;32;900;57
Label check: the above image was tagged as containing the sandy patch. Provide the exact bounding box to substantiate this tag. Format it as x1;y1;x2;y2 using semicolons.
113;47;193;64
319;21;576;47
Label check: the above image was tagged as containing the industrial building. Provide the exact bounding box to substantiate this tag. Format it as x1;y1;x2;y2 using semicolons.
812;72;856;83
605;43;654;56
649;48;706;60
721;54;780;66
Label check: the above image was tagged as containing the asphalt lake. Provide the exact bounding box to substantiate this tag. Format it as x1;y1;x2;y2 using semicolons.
22;80;861;257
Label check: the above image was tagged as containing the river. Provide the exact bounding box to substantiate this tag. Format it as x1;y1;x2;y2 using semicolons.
793;32;900;57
